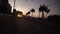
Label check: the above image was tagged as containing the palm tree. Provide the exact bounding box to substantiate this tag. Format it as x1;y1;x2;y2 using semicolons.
39;5;50;19
46;9;50;17
13;9;16;14
39;5;42;18
46;9;50;14
26;11;31;16
31;8;35;17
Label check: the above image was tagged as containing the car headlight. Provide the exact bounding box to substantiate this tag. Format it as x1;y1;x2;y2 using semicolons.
17;14;22;17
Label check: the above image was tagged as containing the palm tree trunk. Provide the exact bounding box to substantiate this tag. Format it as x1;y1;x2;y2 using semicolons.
46;13;47;18
32;12;33;17
42;11;44;19
39;12;40;18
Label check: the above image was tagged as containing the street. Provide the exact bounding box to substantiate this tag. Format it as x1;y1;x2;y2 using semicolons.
0;16;59;34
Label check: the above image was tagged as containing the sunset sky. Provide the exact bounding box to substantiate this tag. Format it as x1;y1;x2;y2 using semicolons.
9;0;60;17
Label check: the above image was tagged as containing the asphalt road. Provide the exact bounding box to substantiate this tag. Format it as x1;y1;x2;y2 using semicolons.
16;18;57;34
0;16;59;34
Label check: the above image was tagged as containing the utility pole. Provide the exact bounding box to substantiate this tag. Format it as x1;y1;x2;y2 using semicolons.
13;0;16;14
13;0;16;9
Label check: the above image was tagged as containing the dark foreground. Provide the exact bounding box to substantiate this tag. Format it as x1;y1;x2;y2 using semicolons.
0;15;60;34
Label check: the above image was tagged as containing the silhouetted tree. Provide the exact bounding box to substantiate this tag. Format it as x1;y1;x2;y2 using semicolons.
0;0;12;14
13;9;16;14
39;5;50;19
17;11;23;15
46;9;50;14
39;5;41;18
31;8;35;17
7;4;12;14
46;9;50;17
15;11;23;18
26;11;31;16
